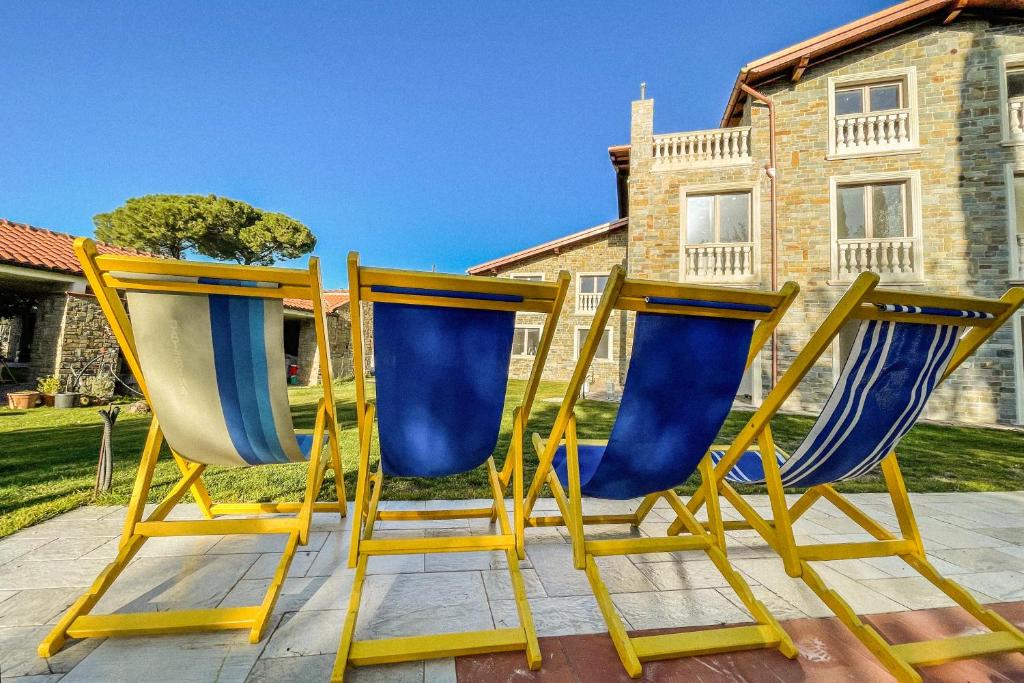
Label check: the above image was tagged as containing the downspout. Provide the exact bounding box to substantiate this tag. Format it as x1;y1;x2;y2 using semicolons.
738;82;780;386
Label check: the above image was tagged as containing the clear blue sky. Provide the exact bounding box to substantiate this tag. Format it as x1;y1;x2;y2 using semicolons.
2;1;892;288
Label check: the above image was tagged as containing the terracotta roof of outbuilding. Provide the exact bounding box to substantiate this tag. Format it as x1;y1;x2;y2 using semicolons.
467;218;628;275
720;0;1024;126
0;217;338;314
0;218;142;276
283;290;350;314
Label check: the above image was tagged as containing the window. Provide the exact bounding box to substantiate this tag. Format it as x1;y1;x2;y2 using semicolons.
576;274;608;314
836;182;908;239
510;273;543;281
575;327;612;361
828;68;917;157
578;274;607;295
1009;67;1024;99
834;81;903;116
512;326;540;357
685;192;751;244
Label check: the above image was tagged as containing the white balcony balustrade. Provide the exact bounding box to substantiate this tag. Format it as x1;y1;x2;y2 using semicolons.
834;109;912;155
683;242;756;283
835;237;923;282
652;127;751;169
1008;97;1024;141
576;292;602;314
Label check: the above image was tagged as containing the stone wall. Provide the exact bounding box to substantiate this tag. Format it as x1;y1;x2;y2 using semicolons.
24;293;122;389
0;317;21;361
488;228;629;390
294;312;354;386
626;18;1024;425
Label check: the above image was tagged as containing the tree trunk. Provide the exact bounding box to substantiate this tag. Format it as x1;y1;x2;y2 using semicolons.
94;406;120;495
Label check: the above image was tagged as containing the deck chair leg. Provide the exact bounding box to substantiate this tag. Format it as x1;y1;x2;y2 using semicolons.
347;405;376;568
760;439;801;577
327;416;347;520
880;453;925;555
171;452;215;519
631;493;660;528
250;530;300;643
332;554;369;683
585;556;642;677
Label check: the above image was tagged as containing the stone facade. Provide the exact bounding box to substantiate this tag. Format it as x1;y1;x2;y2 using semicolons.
485;227;629;392
26;293;122;388
478;16;1024;426
626;18;1024;425
294;311;354;386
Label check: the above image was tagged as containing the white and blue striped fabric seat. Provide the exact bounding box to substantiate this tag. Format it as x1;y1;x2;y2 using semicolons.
127;277;317;467
713;305;989;488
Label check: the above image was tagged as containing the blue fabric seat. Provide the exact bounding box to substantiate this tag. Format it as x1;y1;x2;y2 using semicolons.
372;286;519;477
551;301;757;500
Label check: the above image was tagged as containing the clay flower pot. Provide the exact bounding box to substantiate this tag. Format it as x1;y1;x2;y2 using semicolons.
7;391;40;409
40;393;56;407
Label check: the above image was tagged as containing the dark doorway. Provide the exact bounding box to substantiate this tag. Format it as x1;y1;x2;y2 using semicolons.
283;319;302;357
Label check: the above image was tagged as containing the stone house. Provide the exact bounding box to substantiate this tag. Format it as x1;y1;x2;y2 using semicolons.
0;219;351;392
471;0;1024;426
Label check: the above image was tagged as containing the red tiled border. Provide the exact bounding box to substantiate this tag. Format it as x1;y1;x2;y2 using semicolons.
456;601;1024;682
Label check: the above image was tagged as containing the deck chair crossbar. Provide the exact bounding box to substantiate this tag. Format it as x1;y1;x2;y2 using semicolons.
521;264;801;677
39;240;346;657
675;271;1024;682
332;253;570;681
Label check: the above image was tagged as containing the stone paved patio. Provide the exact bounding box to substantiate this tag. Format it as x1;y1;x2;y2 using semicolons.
2;492;1024;681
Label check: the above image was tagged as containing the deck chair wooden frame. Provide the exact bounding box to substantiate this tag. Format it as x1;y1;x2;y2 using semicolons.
671;271;1024;682
332;252;570;682
521;264;800;677
40;238;346;657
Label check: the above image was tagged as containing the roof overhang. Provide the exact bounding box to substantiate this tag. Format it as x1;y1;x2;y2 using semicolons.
0;263;86;292
721;0;1024;127
468;218;628;275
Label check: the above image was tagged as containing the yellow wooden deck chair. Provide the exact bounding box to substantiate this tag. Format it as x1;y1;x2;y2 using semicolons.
520;265;800;677
671;271;1024;682
331;253;569;681
39;238;346;656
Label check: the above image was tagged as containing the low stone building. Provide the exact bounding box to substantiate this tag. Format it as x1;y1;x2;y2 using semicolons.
0;219;351;392
471;0;1024;426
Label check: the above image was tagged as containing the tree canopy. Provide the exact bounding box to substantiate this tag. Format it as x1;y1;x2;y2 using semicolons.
93;194;316;265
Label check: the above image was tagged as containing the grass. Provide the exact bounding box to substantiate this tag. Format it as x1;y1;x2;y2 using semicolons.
1;379;1022;539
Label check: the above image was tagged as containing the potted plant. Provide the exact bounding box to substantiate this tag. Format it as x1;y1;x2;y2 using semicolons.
53;375;79;409
36;375;60;407
6;390;40;409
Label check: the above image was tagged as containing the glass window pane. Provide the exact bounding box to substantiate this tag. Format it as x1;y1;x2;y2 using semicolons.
686;195;714;244
837;186;866;239
1008;70;1024;98
513;328;525;355
580;276;595;294
595;275;608;292
835;89;863;115
868;84;901;111
526;328;539;356
1015;175;1024;235
871;183;907;238
595;330;610;359
718;193;750;242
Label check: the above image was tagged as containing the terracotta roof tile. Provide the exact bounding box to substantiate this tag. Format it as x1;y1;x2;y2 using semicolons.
0;218;142;276
0;217;338;314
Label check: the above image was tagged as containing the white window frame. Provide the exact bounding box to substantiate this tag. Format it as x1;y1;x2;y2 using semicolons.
999;54;1024;145
1004;162;1024;281
511;324;542;358
828;170;924;285
575;272;609;316
678;181;760;284
826;67;919;159
508;272;545;281
573;325;613;363
1014;311;1024;425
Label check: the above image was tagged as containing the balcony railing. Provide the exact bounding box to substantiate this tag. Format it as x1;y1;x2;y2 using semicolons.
834;109;912;155
652;127;751;169
683;242;757;283
576;292;602;314
835;237;923;282
1008;97;1024;141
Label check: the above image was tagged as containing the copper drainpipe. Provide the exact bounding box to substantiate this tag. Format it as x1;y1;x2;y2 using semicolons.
739;82;780;386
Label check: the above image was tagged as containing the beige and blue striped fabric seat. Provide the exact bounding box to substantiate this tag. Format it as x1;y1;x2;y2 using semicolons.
128;277;317;467
712;304;991;487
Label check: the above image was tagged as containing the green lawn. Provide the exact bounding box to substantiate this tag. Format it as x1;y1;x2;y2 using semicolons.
1;379;1023;539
